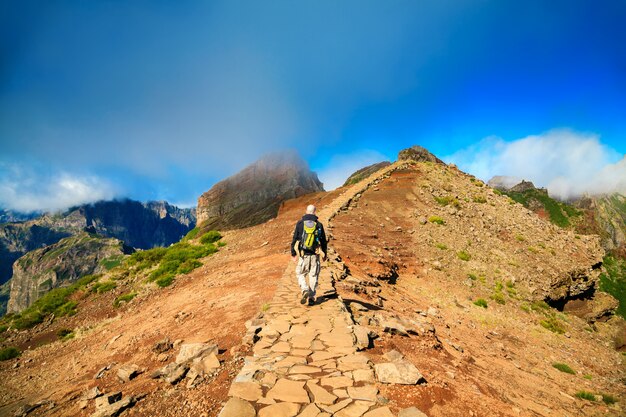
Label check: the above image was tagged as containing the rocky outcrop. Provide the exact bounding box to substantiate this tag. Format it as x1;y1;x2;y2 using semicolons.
398;146;444;164
196;151;324;229
7;232;129;313
343;162;392;187
573;193;626;255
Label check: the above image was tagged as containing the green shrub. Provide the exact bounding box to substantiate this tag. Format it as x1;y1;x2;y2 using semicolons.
473;298;488;308
91;281;117;294
113;292;137;308
491;292;506;305
574;391;596;401
583;374;592;380
540;316;566;334
473;196;487;203
457;251;471;261
493;189;503;195
601;393;617;405
199;230;222;244
155;275;175;287
528;246;539;253
428;216;445;225
261;302;270;312
57;328;74;341
178;259;202;274
435;243;448;250
552;363;575;374
467;273;478;281
183;227;200;241
515;234;526;242
0;346;20;361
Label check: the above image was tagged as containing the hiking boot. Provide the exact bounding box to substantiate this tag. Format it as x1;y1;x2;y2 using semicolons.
308;296;315;306
300;290;308;305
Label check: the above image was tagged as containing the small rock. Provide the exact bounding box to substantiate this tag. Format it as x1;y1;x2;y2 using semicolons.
349;302;368;312
353;326;370;350
81;386;101;400
427;307;440;318
152;338;173;353
92;396;135;417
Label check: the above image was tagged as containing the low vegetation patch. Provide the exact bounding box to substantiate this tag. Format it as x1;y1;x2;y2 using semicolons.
428;216;445;225
434;196;460;208
601;393;617;405
457;251;471;261
504;189;580;228
56;328;75;341
598;255;626;319
90;281;117;294
574;391;596;402
473;298;488;308
472;195;487;203
114;292;137;308
0;346;20;361
100;255;124;270
540;316;566;334
552;362;575;374
126;231;222;288
435;243;448;250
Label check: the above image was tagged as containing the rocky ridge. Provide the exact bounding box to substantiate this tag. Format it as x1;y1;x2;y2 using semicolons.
196;152;324;230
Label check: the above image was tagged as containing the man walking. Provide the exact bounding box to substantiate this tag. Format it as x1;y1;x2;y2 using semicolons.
291;204;327;306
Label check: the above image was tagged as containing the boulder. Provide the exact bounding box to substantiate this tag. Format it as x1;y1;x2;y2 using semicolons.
175;343;218;364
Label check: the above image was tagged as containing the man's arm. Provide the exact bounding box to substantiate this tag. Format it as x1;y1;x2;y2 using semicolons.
290;221;301;257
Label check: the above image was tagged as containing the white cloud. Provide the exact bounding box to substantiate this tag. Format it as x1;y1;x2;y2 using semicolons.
445;129;626;199
0;164;118;213
317;150;389;191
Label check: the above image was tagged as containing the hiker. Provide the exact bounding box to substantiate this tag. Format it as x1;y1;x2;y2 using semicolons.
291;204;328;306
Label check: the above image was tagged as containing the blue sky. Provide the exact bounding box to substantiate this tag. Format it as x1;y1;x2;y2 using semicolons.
1;1;625;211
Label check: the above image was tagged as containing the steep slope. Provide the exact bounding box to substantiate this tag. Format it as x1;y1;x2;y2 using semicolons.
574;193;626;256
343;161;391;186
7;233;129;313
196;151;324;230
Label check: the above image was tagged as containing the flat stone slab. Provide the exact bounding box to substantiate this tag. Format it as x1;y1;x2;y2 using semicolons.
298;403;322;417
290;365;322;374
306;381;338;405
267;378;311;403
363;407;395;417
335;402;373;417
258;402;301;417
228;382;262;402
320;375;354;389
272;341;292;353
347;386;378;402
218;397;256;417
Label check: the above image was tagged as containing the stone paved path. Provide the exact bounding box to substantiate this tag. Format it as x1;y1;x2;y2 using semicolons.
219;163;408;417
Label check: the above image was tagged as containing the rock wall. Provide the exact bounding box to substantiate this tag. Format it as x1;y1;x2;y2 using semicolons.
7;232;128;313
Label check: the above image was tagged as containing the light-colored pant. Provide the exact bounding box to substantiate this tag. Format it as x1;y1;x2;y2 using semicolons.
296;254;320;297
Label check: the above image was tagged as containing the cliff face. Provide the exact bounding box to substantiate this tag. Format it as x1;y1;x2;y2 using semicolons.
196;152;324;229
7;232;128;313
0;200;195;287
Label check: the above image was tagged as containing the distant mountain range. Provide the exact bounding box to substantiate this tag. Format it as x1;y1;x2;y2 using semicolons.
0;199;195;314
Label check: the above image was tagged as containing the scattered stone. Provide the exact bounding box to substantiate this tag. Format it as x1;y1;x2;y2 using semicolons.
399;406;429;417
95;392;122;410
81;386;101;400
427;307;440;318
193;352;221;374
353;326;370;350
175;343;217;364
94;363;114;379
382;350;404;362
92;396;135;417
374;361;425;385
381;318;409;336
152;338;173;354
117;364;141;383
217;397;256;417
